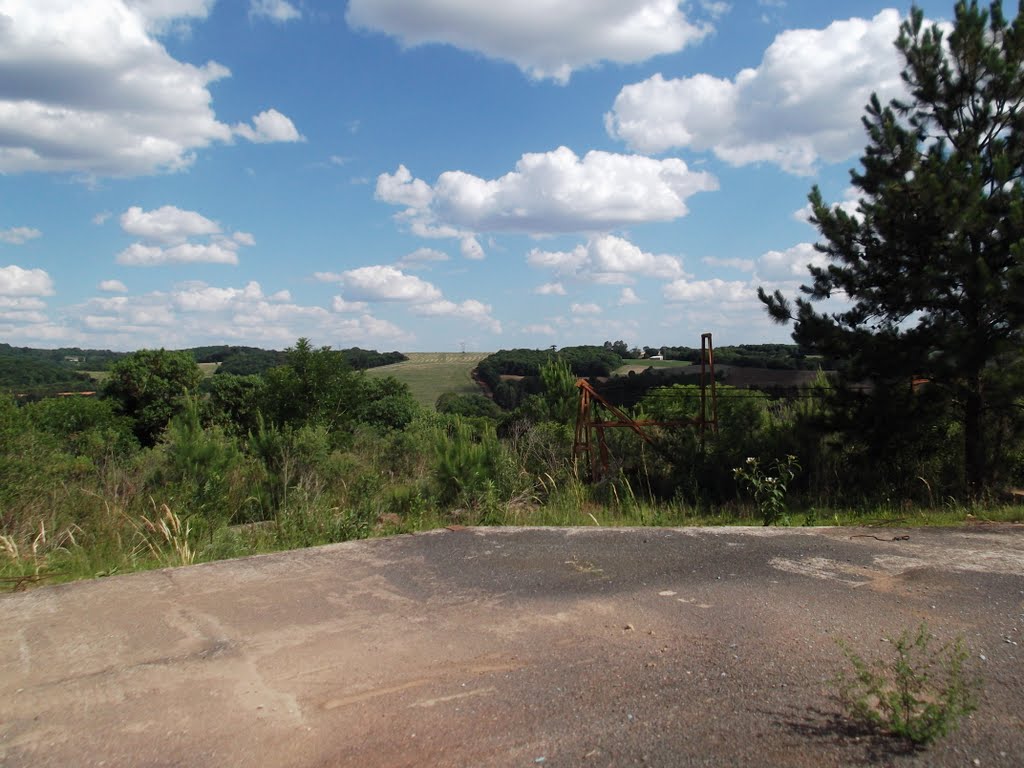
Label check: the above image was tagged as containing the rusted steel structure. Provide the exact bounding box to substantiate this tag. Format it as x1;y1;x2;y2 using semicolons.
573;332;718;481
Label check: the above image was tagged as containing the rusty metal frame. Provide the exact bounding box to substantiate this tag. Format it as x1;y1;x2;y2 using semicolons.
573;333;719;481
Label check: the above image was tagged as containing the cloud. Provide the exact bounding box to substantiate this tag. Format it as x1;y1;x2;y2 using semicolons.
395;247;450;270
249;0;300;22
336;265;443;303
318;264;500;334
377;147;716;240
0;265;55;296
116;205;253;266
606;10;907;174
0;227;42;245
172;280;264;311
64;280;412;348
119;243;242;266
346;0;711;84
120;205;219;244
411;299;501;334
700;1;731;18
527;234;685;284
375;164;435;208
571;302;602;315
534;282;567;296
93;212;112;226
756;242;828;280
128;0;214;30
663;277;751;303
618;287;643;305
703;256;755;272
98;279;128;293
331;296;369;313
0;0;300;176
460;236;485;260
521;323;556;336
233;109;305;144
0;296;46;310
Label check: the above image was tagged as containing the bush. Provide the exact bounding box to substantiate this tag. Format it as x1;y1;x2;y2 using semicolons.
104;349;203;446
836;624;980;745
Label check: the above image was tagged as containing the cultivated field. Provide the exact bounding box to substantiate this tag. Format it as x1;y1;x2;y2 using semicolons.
366;352;489;407
614;358;693;375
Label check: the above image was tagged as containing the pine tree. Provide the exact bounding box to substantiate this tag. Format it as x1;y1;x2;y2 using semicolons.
760;1;1024;497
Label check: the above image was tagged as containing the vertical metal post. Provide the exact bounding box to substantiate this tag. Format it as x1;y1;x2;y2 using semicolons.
703;332;718;436
699;332;718;451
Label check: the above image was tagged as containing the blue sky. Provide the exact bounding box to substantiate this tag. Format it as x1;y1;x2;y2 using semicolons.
0;0;954;352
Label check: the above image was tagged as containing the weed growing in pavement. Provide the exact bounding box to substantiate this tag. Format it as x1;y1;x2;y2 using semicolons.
733;455;800;525
835;623;980;746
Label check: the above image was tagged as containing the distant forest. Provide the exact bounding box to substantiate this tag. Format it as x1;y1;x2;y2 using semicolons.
0;343;407;394
638;343;837;371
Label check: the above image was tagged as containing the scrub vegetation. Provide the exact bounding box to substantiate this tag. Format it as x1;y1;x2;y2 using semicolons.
1;335;1022;589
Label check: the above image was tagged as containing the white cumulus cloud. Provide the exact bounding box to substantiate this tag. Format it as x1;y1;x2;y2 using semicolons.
528;234;685;285
117;205;253;266
120;206;219;244
618;287;643;305
98;279;128;293
376;164;435;209
0;265;55;296
663;277;750;303
534;282;567;296
233;108;304;144
0;0;301;176
377;147;716;243
606;9;907;174
571;302;602;315
331;296;370;313
346;0;711;84
337;265;443;303
173;281;264;311
68;280;412;348
756;242;828;280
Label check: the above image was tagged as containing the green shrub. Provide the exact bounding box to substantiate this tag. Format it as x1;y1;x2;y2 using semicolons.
836;624;980;745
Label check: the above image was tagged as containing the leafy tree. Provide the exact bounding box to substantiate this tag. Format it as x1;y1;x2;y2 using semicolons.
603;339;630;357
206;373;267;436
261;338;362;432
760;1;1024;496
353;376;421;431
104;349;203;446
24;395;138;460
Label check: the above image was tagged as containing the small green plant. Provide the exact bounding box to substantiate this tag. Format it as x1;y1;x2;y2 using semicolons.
733;454;800;525
836;624;980;745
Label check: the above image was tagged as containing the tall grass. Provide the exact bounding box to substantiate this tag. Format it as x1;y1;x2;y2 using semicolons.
2;389;1023;591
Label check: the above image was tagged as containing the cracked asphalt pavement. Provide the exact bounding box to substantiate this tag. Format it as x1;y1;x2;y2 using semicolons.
1;525;1022;767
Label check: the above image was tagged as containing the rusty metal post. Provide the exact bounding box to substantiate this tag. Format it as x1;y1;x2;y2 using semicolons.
702;332;718;436
699;332;718;451
574;379;601;479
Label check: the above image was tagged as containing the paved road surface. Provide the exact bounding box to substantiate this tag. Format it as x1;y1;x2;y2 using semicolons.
1;526;1022;767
